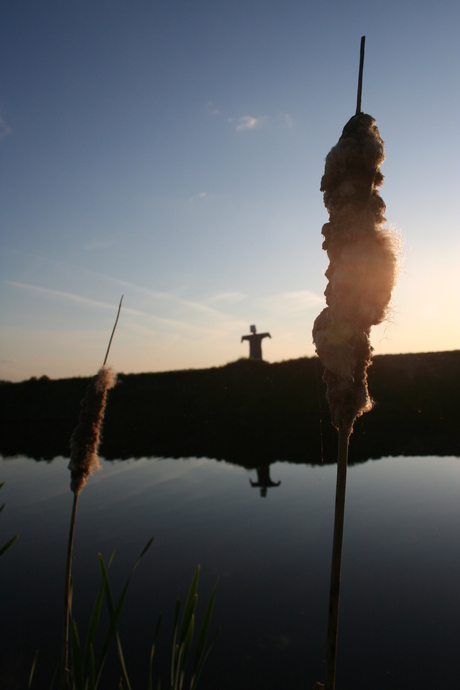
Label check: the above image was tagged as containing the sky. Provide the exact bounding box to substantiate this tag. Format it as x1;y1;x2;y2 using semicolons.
1;0;459;382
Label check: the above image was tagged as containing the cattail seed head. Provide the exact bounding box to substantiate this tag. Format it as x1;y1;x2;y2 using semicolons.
313;113;398;435
68;366;116;496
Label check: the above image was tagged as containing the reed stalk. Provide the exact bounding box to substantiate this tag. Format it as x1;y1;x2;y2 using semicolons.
324;429;349;690
60;493;79;689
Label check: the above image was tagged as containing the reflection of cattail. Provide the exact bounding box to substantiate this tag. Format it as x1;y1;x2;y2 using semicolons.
313;113;398;435
68;366;117;495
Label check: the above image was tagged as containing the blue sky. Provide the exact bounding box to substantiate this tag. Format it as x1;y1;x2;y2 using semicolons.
1;0;459;381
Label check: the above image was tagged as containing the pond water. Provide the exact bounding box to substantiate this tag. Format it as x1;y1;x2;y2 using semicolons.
1;453;460;689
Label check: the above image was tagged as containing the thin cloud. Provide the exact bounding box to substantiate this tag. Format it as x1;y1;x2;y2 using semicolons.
235;115;264;132
5;281;144;316
92;273;243;321
232;113;292;132
8;277;248;340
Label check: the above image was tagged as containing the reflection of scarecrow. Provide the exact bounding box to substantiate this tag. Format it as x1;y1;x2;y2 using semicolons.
241;325;271;360
250;465;281;498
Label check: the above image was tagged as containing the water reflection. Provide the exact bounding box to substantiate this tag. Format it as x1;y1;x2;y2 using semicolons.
2;416;459;468
1;454;460;689
249;465;281;497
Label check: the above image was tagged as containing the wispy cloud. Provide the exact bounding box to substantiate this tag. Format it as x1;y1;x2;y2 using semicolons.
234;115;264;132
5;281;144;316
92;273;244;322
224;109;292;133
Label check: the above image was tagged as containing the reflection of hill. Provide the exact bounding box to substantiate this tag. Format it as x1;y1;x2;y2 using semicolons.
1;352;459;466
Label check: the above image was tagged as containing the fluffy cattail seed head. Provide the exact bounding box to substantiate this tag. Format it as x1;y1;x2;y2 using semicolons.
313;114;398;435
68;366;116;495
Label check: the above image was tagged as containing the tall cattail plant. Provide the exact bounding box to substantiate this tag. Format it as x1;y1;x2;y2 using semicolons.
312;38;398;690
60;297;123;690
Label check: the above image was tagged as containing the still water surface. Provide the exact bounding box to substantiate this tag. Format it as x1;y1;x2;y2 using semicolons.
1;454;460;689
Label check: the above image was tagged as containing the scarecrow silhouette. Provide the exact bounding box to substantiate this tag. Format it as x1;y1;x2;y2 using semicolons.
241;325;271;360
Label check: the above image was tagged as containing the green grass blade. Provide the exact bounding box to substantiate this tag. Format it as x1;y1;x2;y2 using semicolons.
28;650;39;688
172;643;184;690
137;535;155;560
87;643;96;690
171;642;179;690
190;628;220;690
96;555;129;686
148;614;162;690
178;614;194;690
70;619;83;690
178;566;200;647
0;533;19;556
83;576;105;679
172;598;181;638
96;539;154;688
170;598;181;686
0;502;5;514
191;579;218;679
172;567;200;688
98;538;153;690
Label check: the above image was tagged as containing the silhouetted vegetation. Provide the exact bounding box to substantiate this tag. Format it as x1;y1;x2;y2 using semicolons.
1;352;459;466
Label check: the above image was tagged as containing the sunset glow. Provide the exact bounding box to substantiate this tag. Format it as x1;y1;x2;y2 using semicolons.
1;1;458;382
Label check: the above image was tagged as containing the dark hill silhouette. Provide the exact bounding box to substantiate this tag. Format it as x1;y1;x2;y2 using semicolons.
1;351;459;466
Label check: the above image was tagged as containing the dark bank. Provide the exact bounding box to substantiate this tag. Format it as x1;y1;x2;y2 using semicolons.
1;350;459;464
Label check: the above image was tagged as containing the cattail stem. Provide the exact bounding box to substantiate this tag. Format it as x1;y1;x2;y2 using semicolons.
325;428;350;690
60;492;79;690
355;36;366;115
103;295;124;366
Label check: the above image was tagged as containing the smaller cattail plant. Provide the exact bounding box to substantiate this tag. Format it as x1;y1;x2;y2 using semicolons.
57;296;218;690
60;297;123;690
